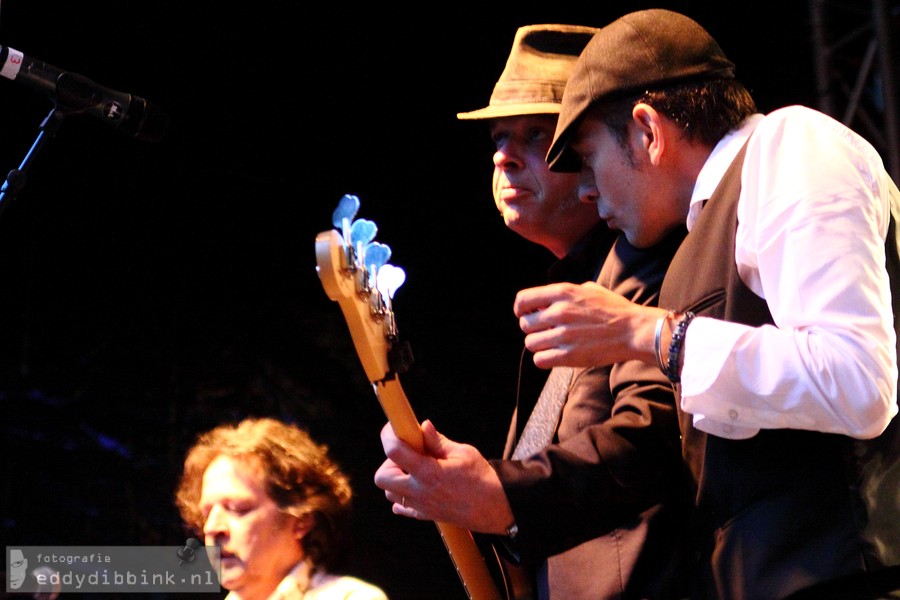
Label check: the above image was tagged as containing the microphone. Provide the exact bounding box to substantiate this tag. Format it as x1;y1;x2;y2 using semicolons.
0;44;168;142
177;538;201;564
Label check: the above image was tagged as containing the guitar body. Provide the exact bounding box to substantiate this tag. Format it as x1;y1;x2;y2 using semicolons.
477;536;537;600
504;563;536;600
315;203;535;600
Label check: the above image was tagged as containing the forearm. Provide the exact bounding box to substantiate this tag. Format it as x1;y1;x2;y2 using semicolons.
681;316;898;438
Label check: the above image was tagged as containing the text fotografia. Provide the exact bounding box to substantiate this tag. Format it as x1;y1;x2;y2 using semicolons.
6;545;221;594
34;553;112;565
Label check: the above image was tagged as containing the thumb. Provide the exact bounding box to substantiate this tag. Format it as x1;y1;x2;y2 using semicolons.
420;419;448;458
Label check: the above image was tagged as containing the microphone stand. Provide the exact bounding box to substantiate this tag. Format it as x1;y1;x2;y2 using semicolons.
0;68;144;220
0;104;65;220
0;71;161;220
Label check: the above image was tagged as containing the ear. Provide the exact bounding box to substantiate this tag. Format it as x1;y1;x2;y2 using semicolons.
632;103;665;166
292;514;314;540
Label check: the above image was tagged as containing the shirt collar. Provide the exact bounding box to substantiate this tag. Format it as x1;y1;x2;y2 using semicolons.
546;223;617;283
223;560;312;600
687;113;764;230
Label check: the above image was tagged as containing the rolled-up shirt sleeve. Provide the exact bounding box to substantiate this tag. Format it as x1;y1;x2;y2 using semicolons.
680;106;898;440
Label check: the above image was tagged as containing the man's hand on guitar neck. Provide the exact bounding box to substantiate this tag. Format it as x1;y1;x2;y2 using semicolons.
374;419;516;536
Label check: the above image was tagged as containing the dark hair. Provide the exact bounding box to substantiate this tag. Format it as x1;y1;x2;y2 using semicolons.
596;78;757;149
175;417;353;570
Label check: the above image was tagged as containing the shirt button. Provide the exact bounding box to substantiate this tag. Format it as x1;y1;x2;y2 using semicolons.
728;409;739;420
723;425;734;434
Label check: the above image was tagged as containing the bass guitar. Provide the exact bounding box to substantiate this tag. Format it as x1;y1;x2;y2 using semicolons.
315;194;532;600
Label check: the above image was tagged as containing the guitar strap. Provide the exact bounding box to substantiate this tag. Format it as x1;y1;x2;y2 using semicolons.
511;366;574;460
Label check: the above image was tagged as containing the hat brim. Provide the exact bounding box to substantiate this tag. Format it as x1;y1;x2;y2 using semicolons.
547;128;583;172
547;98;590;172
457;102;563;120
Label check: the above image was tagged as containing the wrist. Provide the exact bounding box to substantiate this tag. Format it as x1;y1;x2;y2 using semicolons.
654;311;674;374
664;311;695;383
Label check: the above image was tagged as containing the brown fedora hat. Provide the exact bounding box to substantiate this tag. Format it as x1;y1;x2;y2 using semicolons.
457;24;600;120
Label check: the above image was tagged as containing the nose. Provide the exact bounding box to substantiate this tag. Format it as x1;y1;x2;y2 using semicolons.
203;505;227;542
493;141;523;171
578;176;599;205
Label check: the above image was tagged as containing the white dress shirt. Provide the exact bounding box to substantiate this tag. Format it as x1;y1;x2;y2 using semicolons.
226;559;388;600
681;105;899;440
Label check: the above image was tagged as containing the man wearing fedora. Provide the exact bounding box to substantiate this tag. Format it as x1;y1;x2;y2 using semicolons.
375;24;692;599
514;9;900;599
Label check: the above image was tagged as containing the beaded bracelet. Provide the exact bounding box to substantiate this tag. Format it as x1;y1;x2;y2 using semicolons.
654;312;671;375
665;311;695;383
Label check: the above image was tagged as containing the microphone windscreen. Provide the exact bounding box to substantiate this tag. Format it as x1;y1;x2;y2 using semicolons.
122;97;169;142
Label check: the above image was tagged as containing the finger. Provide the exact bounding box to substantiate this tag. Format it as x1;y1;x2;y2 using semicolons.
386;490;422;519
373;459;406;490
392;500;419;519
385;490;404;506
532;347;570;369
514;282;577;316
522;325;565;352
380;422;419;465
375;464;416;516
519;310;548;334
513;284;556;317
379;421;399;449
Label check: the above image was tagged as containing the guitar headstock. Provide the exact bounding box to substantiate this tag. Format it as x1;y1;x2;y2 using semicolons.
315;194;411;383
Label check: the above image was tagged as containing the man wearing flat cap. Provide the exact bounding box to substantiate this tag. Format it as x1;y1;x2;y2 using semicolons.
515;9;900;599
376;23;691;599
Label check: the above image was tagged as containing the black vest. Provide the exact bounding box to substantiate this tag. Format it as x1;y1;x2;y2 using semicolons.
660;143;900;600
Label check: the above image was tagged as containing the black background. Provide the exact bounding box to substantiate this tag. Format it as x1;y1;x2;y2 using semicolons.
0;1;879;598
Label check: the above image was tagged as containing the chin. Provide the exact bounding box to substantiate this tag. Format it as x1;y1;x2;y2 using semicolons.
624;230;658;249
506;222;539;242
501;209;520;226
219;561;244;583
219;572;242;591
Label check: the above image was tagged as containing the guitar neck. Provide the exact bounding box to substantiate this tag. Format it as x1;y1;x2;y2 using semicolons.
373;379;504;600
373;378;424;452
315;212;506;600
